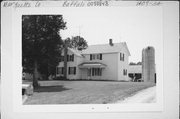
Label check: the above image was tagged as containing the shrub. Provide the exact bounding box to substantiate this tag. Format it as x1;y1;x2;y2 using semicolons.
53;76;66;80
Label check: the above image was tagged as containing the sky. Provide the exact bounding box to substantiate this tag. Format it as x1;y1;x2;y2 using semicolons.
59;7;163;63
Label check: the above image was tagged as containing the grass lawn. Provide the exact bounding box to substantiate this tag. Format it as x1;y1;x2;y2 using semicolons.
24;80;155;104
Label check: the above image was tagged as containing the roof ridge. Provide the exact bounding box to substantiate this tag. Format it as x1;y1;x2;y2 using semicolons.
67;42;130;56
89;42;123;46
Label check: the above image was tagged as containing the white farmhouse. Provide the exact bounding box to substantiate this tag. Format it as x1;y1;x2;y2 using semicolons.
56;39;131;81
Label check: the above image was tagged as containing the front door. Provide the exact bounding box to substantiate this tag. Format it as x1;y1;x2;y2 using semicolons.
87;68;91;79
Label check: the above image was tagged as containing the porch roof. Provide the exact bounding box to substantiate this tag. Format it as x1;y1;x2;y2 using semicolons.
78;62;106;68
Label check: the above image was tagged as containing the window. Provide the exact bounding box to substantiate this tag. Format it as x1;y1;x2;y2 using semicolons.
61;54;74;62
68;67;76;75
92;68;102;76
69;54;74;62
90;54;102;60
97;54;100;59
120;53;125;61
92;54;96;60
71;54;74;61
60;56;64;62
57;67;64;74
123;69;127;76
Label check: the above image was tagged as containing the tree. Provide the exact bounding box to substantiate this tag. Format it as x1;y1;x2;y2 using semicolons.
65;36;88;51
22;15;66;87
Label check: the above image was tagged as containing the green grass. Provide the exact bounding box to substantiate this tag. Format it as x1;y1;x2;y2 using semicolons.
24;80;155;104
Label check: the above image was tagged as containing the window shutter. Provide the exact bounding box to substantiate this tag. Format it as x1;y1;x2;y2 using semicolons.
68;67;70;74
90;54;92;60
120;53;121;61
123;54;125;61
74;67;76;75
62;67;64;74
100;54;102;60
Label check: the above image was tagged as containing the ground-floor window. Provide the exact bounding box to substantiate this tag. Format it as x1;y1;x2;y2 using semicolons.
57;67;64;75
68;67;76;75
88;69;91;76
92;68;102;76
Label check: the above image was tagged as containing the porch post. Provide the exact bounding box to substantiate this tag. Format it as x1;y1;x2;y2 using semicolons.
87;68;91;80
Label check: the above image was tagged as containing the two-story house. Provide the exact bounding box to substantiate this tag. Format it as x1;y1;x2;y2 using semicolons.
56;39;131;81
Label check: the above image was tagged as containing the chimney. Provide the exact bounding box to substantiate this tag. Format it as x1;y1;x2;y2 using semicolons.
109;39;113;46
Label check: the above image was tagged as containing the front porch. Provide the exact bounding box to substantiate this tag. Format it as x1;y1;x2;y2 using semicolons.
78;62;106;80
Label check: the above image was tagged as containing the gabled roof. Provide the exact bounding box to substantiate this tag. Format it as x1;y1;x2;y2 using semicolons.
68;48;82;57
81;42;131;56
66;42;131;56
122;42;131;56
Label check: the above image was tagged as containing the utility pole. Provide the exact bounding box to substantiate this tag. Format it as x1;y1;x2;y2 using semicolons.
63;40;68;80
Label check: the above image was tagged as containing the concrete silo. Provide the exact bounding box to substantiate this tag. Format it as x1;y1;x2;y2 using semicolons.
142;46;156;83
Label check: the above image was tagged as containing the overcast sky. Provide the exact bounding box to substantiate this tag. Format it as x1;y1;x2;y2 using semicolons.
59;7;163;63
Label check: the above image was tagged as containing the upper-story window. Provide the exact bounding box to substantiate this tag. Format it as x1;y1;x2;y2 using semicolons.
60;56;64;62
90;54;102;60
60;54;74;62
67;54;74;62
120;53;125;61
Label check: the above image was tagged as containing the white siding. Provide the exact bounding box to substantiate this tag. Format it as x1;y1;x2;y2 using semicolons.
57;49;84;79
118;48;130;81
57;44;130;81
82;53;118;80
